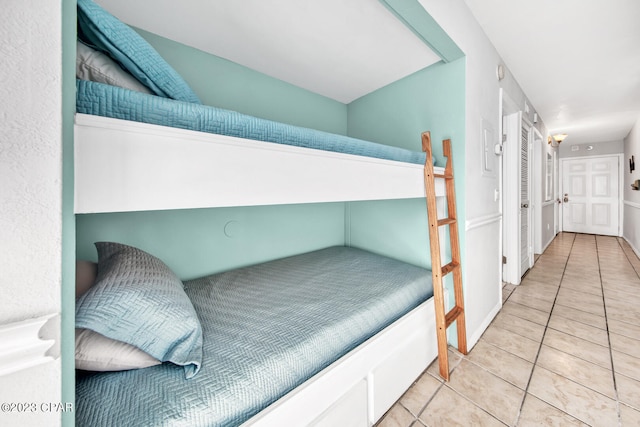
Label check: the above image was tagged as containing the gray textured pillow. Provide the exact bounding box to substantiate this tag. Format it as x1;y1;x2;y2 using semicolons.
75;242;203;378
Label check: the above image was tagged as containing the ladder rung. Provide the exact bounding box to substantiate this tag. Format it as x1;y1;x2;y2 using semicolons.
437;218;456;227
441;261;460;276
434;173;454;179
445;306;464;328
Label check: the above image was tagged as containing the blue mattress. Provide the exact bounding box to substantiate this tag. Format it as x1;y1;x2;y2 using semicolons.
75;246;433;426
76;79;428;165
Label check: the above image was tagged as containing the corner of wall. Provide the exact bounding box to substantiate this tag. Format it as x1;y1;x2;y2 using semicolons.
61;0;77;425
623;115;640;250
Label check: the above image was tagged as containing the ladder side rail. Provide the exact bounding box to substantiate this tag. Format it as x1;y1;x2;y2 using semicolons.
441;140;467;355
422;132;451;380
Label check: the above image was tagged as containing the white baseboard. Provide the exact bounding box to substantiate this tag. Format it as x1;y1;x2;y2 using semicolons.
540;233;555;254
623;236;640;260
622;200;640;259
466;300;502;350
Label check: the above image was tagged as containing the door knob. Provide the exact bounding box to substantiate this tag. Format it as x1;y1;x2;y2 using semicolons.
521;203;529;208
563;197;569;203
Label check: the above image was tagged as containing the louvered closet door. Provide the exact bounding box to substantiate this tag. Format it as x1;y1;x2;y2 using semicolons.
520;122;533;277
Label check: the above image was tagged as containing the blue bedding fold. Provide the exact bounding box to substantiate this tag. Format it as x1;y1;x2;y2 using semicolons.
76;246;433;426
76;79;428;165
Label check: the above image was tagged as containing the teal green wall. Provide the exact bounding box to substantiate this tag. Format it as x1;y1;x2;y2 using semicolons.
135;28;347;135
75;31;465;279
346;58;466;342
77;204;345;280
62;0;76;425
347;59;465;167
70;3;466;415
378;0;464;63
346;199;431;268
76;30;350;278
346;59;465;257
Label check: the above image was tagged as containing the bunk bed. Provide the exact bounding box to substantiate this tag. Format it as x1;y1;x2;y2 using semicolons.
73;0;449;425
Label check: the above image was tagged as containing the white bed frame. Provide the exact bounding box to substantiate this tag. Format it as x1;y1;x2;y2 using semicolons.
74;114;444;213
74;113;448;426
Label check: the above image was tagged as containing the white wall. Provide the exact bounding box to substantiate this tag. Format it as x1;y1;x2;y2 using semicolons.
623;117;640;256
534;138;558;253
419;0;554;346
0;1;62;426
418;0;502;348
560;140;624;158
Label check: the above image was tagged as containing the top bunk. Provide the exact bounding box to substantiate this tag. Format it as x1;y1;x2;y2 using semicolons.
73;0;446;214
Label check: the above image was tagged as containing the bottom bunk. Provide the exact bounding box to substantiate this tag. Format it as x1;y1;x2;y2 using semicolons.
75;244;440;426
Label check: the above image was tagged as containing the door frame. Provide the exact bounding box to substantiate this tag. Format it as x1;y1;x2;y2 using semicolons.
559;153;624;236
520;117;535;276
501;109;534;284
532;127;545;254
502;110;520;285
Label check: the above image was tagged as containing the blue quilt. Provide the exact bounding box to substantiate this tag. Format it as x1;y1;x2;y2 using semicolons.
75;246;433;426
76;80;428;166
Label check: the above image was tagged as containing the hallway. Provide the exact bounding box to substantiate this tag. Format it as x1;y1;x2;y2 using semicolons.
378;233;640;426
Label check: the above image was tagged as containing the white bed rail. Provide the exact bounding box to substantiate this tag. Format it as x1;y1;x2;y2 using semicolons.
74;114;445;214
242;292;445;427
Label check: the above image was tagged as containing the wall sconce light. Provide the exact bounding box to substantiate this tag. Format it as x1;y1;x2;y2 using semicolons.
548;133;568;146
552;133;568;143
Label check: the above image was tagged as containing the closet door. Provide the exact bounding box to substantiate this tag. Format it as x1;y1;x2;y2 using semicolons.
519;121;533;276
502;110;534;284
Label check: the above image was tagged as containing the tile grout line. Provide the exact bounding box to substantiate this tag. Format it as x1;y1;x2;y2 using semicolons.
414;379;511;427
597;236;623;427
512;232;576;427
616;237;640;279
616;236;640;280
406;375;446;422
381;234;640;427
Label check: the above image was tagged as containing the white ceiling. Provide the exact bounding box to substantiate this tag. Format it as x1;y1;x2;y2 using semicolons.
95;0;441;104
95;0;640;144
463;0;640;144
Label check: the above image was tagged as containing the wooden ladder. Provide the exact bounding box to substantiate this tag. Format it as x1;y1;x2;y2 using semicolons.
422;131;467;381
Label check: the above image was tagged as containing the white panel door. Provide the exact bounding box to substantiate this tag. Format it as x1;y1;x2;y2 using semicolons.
562;157;619;236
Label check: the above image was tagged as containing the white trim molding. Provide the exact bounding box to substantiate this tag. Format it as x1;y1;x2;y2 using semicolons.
623;200;640;210
623;200;640;259
466;212;501;232
467;301;501;349
0;314;59;377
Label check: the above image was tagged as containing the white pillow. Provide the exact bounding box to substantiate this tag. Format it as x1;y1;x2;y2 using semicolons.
76;40;153;94
75;328;161;371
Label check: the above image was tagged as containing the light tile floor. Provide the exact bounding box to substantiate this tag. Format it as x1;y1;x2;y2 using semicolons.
377;233;640;427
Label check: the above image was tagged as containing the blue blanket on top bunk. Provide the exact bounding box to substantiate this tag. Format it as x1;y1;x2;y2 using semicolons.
76;79;428;166
75;246;434;426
